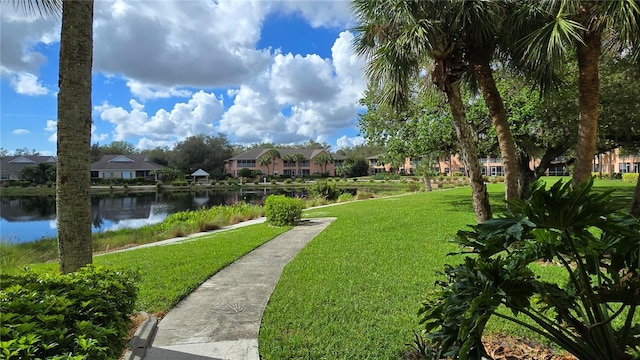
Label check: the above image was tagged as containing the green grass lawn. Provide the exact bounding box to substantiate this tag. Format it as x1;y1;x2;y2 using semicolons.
258;179;636;359
26;224;289;314
7;178;635;358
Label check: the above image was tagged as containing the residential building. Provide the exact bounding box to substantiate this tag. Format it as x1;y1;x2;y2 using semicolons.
593;149;640;175
90;155;162;181
225;148;346;177
0;155;57;181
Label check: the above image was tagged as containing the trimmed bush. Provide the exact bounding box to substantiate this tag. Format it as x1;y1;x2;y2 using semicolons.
0;266;138;360
622;173;638;183
265;195;304;227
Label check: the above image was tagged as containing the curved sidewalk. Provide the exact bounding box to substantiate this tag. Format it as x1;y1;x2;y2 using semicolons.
141;217;336;360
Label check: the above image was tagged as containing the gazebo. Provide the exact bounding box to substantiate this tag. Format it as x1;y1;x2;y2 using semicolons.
191;168;210;185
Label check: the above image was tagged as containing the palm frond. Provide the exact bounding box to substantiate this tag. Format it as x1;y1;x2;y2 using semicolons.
10;0;62;19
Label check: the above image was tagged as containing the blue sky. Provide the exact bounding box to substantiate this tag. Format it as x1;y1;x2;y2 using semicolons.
1;0;368;156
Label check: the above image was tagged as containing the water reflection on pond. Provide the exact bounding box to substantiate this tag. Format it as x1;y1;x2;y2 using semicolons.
0;188;305;243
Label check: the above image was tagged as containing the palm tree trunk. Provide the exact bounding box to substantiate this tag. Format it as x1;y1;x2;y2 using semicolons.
470;52;519;201
444;80;492;222
630;174;640;218
56;0;94;274
573;30;601;186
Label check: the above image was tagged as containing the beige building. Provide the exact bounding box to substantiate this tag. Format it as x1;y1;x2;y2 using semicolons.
225;148;346;177
593;149;640;175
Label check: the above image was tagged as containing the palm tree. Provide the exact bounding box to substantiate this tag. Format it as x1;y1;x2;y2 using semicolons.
291;153;306;178
264;148;280;176
258;155;272;176
14;0;94;273
506;0;640;186
353;0;492;222
314;152;334;175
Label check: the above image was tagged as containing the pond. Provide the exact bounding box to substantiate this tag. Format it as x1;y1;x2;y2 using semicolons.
0;188;307;243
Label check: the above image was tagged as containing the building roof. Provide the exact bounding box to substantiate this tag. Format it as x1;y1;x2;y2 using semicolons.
191;168;210;176
0;155;57;175
90;155;163;171
227;148;346;161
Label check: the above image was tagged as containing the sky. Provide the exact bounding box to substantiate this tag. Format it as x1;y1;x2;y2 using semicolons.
0;0;369;157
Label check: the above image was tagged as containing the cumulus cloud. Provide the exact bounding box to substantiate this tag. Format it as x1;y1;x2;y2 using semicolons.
9;72;48;95
0;7;58;76
336;135;365;149
276;0;352;28
44;119;57;142
12;129;30;135
92;0;272;88
95;90;224;145
126;80;193;101
220;30;365;145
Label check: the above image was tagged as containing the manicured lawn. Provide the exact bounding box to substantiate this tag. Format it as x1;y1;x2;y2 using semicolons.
28;224;289;313
259;180;636;359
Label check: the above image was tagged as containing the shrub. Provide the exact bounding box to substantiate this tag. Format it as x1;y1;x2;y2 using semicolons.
308;180;339;201
284;178;292;184
238;168;253;178
337;193;354;203
355;188;374;200
0;266;138;360
294;178;303;183
419;179;640;360
622;173;638;183
265;195;304;227
270;179;277;185
171;180;188;186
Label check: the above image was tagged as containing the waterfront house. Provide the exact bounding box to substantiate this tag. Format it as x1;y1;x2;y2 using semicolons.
0;155;56;181
90;155;162;181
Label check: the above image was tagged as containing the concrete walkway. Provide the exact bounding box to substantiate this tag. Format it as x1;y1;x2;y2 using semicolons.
141;217;335;360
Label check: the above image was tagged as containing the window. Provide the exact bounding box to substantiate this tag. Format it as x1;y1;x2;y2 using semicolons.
122;171;133;179
1;173;9;180
237;160;256;167
490;166;504;176
103;172;112;178
300;160;310;167
634;163;640;173
620;163;631;173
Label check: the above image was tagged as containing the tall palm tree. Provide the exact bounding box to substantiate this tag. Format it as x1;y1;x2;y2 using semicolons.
259;155;272;176
265;148;280;176
314;152;334;176
507;0;640;186
13;0;95;273
353;0;492;222
291;153;306;177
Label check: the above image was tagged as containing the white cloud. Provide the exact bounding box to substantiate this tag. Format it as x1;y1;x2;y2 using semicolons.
219;31;365;145
44;119;57;142
336;135;365;149
0;7;59;75
12;129;30;135
95;90;224;143
91;125;109;143
9;72;48;95
126;80;193;101
276;0;352;28
92;0;272;88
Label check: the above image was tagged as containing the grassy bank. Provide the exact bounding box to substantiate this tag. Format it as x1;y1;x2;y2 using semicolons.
258;179;637;359
0;203;265;274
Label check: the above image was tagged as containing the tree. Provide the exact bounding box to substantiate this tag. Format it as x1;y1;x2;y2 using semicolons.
14;147;40;156
56;0;94;273
290;153;306;177
507;0;640;186
90;141;137;162
263;148;281;176
171;134;233;178
313;153;334;176
21;162;56;184
259;155;272;176
353;0;492;221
